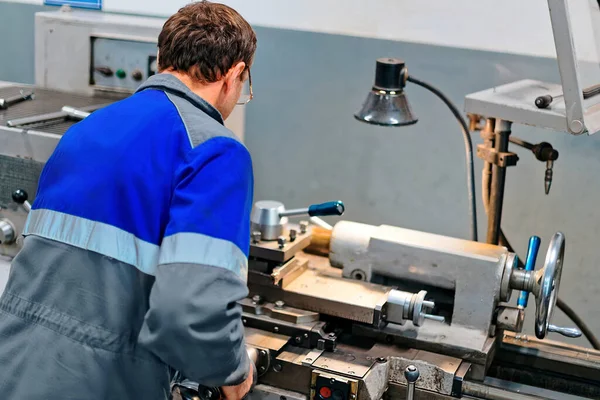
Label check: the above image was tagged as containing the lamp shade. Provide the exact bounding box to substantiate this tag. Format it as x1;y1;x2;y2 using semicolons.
354;58;418;126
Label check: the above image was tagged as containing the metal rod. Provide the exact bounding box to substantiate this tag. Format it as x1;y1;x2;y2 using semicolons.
509;136;534;150
486;120;511;245
6;103;110;128
279;208;309;217
0;90;34;110
463;381;547;400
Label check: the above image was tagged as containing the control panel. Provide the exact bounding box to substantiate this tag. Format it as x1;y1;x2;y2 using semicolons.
90;36;157;92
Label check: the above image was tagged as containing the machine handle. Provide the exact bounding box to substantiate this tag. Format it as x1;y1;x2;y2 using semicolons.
12;189;31;212
548;324;583;338
404;365;419;400
534;232;581;339
308;201;345;217
517;236;541;308
279;201;345;218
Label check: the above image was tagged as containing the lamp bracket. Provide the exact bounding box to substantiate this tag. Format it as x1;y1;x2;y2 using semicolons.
476;145;519;168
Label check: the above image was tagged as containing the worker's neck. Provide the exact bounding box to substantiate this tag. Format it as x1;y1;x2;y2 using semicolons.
162;70;223;113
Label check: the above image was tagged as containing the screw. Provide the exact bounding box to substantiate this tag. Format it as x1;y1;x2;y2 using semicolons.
295;336;302;343
330;379;336;385
349;371;355;375
275;300;285;309
278;236;286;249
242;319;247;325
306;358;312;362
300;221;308;234
376;357;387;363
274;364;282;372
252;295;262;304
350;395;356;400
252;231;262;244
289;229;297;242
260;350;267;356
328;333;336;338
304;333;309;338
260;366;266;373
274;326;279;333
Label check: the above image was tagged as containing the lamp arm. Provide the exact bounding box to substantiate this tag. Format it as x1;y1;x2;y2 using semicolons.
406;75;478;242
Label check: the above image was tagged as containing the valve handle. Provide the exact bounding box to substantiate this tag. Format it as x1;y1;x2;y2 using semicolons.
308;201;345;217
534;232;581;339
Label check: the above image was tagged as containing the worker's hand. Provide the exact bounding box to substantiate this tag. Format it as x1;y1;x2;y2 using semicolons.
220;363;255;400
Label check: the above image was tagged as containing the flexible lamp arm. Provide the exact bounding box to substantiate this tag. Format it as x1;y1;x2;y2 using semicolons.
406;75;478;242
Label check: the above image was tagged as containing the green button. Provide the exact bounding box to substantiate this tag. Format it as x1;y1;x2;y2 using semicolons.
116;69;127;79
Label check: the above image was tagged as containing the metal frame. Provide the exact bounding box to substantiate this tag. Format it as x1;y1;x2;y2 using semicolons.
465;0;600;135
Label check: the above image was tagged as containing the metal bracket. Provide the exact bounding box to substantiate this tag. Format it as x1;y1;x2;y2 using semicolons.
477;144;519;167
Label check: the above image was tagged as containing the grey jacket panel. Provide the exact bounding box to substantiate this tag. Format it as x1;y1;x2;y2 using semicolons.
165;92;239;148
0;235;170;399
138;262;250;387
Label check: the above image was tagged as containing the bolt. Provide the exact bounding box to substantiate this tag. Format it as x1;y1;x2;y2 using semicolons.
295;336;302;343
275;300;285;309
322;364;328;368
328;333;336;338
242;319;247;325
300;221;308;234
260;366;266;373
330;379;336;385
260;350;267;356
350;395;356;400
252;231;262;244
274;326;279;333
349;371;355;375
274;364;282;372
304;333;309;338
278;236;286;249
289;229;297;242
376;357;387;363
306;358;312;362
252;295;262;304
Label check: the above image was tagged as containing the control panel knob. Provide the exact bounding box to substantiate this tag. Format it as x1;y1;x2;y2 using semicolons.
131;69;143;81
0;219;16;244
94;66;114;77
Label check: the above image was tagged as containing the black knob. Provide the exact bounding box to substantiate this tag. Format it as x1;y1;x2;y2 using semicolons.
404;365;420;383
95;66;114;77
12;189;28;204
131;69;143;81
535;95;553;109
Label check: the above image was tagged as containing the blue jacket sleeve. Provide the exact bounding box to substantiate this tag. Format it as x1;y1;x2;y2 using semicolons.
138;137;254;387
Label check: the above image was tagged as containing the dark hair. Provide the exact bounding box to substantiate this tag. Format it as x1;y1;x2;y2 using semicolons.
158;1;257;83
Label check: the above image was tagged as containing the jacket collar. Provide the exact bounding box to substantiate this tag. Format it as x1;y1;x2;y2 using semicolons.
136;74;224;125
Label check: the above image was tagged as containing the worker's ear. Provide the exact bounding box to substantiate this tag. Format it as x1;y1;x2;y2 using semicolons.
224;61;247;93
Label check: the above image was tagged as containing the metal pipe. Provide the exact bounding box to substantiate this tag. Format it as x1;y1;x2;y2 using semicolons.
279;208;309;217
486;120;511;245
463;381;546;400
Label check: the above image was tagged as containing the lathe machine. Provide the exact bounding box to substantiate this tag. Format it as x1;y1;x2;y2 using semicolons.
172;199;600;400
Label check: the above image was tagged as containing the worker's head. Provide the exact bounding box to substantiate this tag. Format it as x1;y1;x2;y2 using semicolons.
157;1;257;119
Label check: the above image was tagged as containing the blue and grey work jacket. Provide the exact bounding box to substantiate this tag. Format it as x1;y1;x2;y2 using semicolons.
0;74;253;399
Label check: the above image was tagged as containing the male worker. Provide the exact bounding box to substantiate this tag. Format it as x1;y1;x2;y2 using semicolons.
0;2;256;399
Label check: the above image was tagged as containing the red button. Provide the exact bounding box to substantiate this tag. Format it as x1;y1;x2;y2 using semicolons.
319;387;332;399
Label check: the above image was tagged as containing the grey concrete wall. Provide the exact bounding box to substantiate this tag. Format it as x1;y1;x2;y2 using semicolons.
1;2;599;346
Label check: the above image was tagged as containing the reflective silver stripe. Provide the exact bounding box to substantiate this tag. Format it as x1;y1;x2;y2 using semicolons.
159;232;248;283
24;209;160;275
